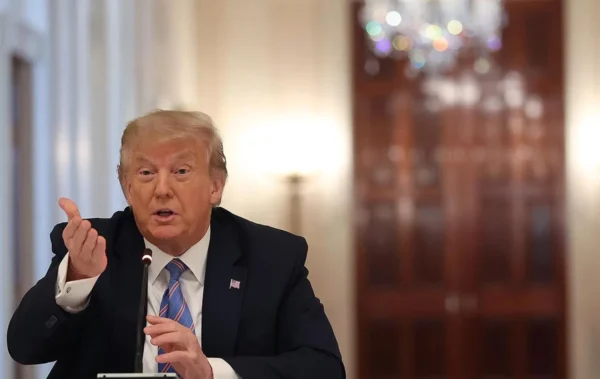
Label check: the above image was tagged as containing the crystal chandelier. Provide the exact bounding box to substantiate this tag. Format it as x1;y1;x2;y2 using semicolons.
421;71;544;119
359;0;507;74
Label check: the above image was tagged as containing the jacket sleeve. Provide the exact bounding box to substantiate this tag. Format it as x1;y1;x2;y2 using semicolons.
55;252;100;312
6;223;92;365
223;238;346;379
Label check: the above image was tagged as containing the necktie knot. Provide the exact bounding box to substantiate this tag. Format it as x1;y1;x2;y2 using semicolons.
165;258;187;282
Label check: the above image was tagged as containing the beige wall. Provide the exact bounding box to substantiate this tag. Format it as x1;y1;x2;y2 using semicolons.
566;0;600;377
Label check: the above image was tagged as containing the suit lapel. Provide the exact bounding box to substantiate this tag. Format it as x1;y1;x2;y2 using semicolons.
110;208;146;372
201;210;247;357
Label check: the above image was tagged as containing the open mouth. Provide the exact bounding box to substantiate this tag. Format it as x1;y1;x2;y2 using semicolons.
154;209;175;218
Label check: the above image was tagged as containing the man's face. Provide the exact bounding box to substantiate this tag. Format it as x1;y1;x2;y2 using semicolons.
124;137;223;254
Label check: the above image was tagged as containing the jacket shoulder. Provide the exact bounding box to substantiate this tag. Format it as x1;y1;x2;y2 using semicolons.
213;207;308;264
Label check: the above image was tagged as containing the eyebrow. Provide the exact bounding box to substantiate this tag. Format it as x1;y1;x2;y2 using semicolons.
132;156;153;166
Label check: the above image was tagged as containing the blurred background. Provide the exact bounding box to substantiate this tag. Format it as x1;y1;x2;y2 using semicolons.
1;0;599;378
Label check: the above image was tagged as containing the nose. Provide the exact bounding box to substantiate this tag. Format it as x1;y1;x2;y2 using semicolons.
154;170;173;198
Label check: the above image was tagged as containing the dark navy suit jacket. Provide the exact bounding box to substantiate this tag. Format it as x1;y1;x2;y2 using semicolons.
7;207;345;379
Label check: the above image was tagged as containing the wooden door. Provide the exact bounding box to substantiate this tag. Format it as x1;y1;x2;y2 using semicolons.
352;0;566;378
459;1;566;378
355;83;462;378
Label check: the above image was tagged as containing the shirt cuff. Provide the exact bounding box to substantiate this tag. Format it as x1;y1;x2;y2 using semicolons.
55;252;100;313
207;358;241;379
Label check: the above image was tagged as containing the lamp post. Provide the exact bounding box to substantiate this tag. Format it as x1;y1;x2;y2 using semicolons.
244;114;329;235
284;172;306;236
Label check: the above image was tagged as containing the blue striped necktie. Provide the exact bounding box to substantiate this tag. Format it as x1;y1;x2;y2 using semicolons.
158;258;196;374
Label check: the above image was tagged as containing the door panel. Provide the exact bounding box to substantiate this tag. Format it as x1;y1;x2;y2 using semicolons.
364;201;401;288
364;319;402;379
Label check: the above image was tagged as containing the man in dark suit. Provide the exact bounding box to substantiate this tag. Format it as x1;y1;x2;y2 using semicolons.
6;110;345;379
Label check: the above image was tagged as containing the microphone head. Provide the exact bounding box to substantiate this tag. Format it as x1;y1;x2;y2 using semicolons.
142;248;153;265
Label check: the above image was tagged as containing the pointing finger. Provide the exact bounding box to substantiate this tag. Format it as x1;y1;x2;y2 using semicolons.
58;197;81;221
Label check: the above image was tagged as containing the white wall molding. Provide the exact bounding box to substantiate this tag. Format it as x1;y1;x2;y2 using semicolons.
12;20;44;62
2;2;164;378
134;0;157;113
74;0;92;217
0;13;6;45
0;2;18;377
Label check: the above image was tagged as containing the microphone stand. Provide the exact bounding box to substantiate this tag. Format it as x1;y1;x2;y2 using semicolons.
97;249;177;378
134;248;153;373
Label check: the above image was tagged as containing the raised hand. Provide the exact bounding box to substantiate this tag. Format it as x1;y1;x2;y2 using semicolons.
58;197;107;281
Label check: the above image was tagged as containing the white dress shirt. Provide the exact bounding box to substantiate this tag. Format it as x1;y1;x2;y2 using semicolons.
55;226;240;379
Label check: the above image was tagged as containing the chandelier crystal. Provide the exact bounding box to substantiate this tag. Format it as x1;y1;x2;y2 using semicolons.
359;0;507;74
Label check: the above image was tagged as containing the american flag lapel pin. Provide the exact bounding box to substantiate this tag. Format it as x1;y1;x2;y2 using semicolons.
229;279;241;290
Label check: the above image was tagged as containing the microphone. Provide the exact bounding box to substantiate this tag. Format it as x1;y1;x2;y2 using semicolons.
134;248;153;373
97;250;176;377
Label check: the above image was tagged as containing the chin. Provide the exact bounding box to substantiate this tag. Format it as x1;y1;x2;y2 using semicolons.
149;226;182;240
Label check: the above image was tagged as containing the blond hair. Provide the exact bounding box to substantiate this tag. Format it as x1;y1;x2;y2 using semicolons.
117;109;228;202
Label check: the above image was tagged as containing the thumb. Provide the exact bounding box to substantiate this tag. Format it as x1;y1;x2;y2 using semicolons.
58;197;81;220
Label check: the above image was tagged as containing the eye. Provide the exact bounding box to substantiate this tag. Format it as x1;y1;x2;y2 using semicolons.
139;169;153;176
175;168;190;175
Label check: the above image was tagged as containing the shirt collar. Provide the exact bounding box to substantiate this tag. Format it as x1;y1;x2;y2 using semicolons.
145;226;211;285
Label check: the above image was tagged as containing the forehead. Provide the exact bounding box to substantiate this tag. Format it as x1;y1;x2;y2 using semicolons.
131;138;207;164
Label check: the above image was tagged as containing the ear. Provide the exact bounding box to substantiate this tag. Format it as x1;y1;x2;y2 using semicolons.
209;171;226;206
